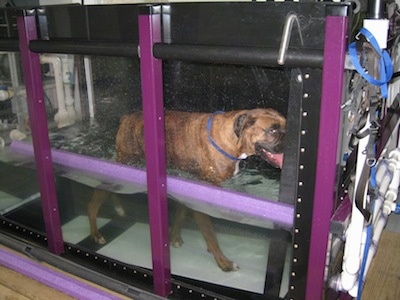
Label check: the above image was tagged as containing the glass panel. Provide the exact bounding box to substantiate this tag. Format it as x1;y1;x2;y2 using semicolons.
5;53;152;269
48;55;151;267
163;61;292;297
2;49;294;296
0;51;45;233
163;62;288;199
40;54;141;159
0;52;25;140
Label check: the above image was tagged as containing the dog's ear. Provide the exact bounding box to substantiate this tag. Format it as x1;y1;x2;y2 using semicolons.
234;113;256;138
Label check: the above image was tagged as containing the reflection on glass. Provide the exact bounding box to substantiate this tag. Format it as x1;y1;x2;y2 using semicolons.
35;55;142;160
0;52;44;233
35;55;149;260
0;161;43;231
0;52;25;146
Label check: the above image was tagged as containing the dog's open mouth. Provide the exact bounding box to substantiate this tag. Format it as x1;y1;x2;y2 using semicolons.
261;149;284;169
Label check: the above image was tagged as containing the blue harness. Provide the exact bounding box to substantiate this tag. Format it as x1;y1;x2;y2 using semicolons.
206;111;243;161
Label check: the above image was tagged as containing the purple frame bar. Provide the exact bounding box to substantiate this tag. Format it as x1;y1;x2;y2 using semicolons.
11;140;294;227
0;248;121;300
17;12;64;254
138;10;171;296
305;16;348;299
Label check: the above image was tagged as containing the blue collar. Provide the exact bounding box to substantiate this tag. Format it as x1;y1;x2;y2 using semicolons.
206;111;242;161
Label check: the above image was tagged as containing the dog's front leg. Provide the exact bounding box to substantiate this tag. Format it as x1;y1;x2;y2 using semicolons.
170;203;188;248
193;211;239;272
88;189;111;244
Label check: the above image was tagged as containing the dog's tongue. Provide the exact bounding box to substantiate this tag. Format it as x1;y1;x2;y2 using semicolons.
262;150;284;169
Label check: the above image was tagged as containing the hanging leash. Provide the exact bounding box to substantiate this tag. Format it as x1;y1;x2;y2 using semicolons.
348;27;393;224
348;27;393;99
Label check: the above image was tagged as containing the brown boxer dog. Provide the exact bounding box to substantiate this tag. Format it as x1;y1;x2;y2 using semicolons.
88;108;285;272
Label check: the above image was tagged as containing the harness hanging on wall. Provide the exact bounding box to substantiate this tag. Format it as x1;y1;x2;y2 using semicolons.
348;27;393;223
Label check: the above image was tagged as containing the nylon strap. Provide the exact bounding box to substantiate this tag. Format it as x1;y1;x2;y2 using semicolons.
348;27;393;98
207;111;242;161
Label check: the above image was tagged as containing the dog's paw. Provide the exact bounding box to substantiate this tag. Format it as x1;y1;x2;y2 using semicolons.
217;258;239;272
170;230;184;248
171;241;183;248
229;262;239;272
170;236;184;248
93;233;107;245
114;205;126;217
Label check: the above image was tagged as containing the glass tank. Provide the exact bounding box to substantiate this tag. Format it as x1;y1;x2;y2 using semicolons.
0;2;337;298
2;50;293;297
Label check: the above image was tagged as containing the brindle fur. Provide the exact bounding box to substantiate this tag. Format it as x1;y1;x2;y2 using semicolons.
88;109;285;272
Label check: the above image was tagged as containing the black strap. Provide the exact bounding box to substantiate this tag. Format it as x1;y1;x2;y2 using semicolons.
354;160;372;224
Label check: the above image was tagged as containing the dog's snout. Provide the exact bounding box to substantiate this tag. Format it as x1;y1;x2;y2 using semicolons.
274;140;284;153
275;130;285;152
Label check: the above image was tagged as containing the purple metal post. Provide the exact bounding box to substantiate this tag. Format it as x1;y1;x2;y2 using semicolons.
17;11;64;254
138;9;171;296
305;16;348;299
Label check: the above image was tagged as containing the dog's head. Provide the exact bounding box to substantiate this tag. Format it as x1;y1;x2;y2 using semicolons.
233;108;286;168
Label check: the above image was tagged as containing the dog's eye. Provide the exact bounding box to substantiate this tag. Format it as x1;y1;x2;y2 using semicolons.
266;128;278;135
266;124;281;136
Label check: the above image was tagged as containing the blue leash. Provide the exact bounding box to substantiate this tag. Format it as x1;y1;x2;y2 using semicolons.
348;27;393;98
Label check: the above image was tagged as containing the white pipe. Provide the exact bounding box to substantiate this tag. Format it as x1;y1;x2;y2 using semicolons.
375;159;392;195
73;65;82;120
326;235;342;283
340;183;365;292
349;205;387;296
331;149;400;295
325;233;333;283
84;56;95;120
385;148;400;199
61;55;77;124
0;88;13;101
373;159;393;222
8;52;20;87
348;148;400;296
372;196;383;225
40;55;72;128
340;115;371;292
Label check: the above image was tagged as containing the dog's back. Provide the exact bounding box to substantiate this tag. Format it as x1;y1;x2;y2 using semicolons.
115;110;238;183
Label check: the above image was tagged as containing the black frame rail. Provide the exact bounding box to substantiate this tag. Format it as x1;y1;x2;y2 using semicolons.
153;43;323;68
29;40;139;57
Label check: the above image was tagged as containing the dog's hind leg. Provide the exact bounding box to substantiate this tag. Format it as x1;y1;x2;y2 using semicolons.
170;203;188;248
193;211;239;272
112;194;126;217
88;189;111;244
